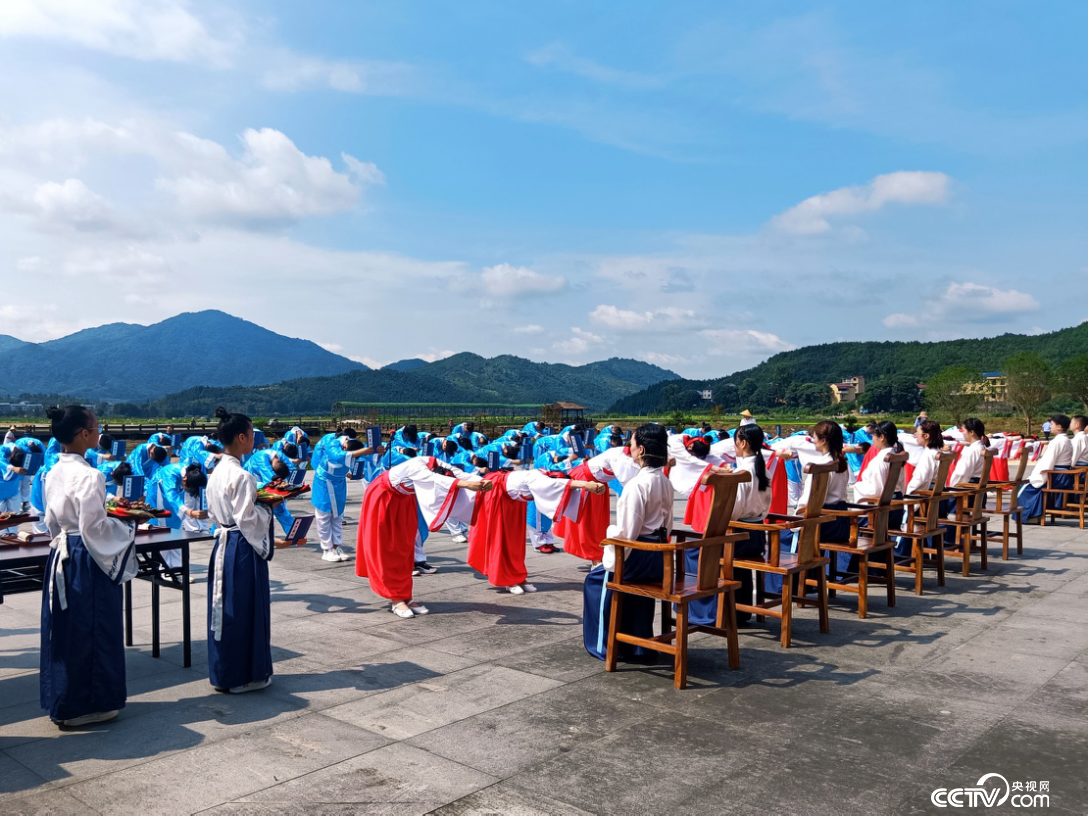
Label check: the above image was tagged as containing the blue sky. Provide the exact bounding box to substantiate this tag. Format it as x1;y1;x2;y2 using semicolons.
0;1;1084;377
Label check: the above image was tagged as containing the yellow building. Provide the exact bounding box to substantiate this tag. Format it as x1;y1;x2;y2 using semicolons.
829;375;866;404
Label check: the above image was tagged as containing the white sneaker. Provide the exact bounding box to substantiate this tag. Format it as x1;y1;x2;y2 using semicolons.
521;583;537;593
452;534;468;543
334;546;349;562
58;710;119;727
229;677;272;694
407;601;429;615
321;549;341;562
507;584;525;595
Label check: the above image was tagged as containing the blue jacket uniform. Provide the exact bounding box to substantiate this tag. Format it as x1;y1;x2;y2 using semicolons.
310;436;359;517
0;444;22;501
244;450;296;534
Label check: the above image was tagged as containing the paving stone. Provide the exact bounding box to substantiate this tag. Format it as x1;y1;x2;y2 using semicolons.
233;742;497;814
321;665;563;740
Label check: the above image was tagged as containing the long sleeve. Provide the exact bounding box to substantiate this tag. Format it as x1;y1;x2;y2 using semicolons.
208;456;272;558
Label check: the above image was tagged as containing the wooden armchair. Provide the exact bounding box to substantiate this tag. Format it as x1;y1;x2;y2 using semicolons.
1040;466;1088;529
984;451;1029;559
604;471;751;690
893;451;955;595
812;452;907;619
942;450;994;576
729;460;841;648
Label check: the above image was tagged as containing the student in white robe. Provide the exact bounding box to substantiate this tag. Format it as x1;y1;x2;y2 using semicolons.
40;406;137;727
205;407;289;694
686;423;773;626
1070;415;1088;466
1019;414;1075;523
583;424;674;662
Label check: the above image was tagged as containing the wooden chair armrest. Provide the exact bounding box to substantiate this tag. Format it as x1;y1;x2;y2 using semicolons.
731;520;777;532
602;535;744;552
822;507;868;518
766;513;803;523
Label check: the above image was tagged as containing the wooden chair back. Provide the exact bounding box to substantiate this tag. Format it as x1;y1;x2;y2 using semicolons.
968;451;994;522
693;471;750;593
796;459;845;563
919;451;956;533
1011;448;1030;483
871;452;908;544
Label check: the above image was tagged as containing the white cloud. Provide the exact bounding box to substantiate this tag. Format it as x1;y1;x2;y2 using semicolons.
479;263;566;297
158;128;370;226
317;342;344;353
553;328;604;356
513;325;544;334
590;304;697;332
0;119;380;230
0;0;239;66
700;329;796;357
262;50;416;95
61;247;170;286
526;43;664;90
417;350;456;363
771;171;951;234
32;178;114;230
884;281;1040;330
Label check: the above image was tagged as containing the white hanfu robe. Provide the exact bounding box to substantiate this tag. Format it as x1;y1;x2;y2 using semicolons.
40;452;136;722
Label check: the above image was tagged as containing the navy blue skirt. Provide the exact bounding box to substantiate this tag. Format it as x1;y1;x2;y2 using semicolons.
207;530;273;689
583;547;663;661
685;524;767;626
1019;469;1073;522
40;535;128;722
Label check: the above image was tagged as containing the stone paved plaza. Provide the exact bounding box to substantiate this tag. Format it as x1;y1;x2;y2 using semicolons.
1;481;1086;815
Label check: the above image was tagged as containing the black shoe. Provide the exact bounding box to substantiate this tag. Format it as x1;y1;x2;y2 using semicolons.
414;561;438;575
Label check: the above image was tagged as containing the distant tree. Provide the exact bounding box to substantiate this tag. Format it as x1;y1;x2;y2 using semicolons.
1056;354;1088;411
786;382;831;410
1005;352;1052;435
924;367;984;427
709;404;723;422
863;375;924;413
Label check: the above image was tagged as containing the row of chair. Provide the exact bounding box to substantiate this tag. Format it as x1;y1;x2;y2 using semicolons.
602;451;1088;689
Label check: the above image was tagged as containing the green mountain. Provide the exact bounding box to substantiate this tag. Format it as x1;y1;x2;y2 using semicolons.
0;311;368;401
141;354;680;416
610;322;1088;414
382;358;429;372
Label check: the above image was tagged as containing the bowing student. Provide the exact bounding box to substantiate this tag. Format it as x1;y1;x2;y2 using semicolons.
0;443;29;533
357;456;491;618
84;434;114;468
687;423;773;626
552;443;641;564
583;423;673;662
179;435;223;474
244;447;301;542
205;407;289;695
310;433;378;562
148;463;210;568
98;461;133;497
126;438;168;480
40;406;137;727
468;465;603;595
1019;414;1074;523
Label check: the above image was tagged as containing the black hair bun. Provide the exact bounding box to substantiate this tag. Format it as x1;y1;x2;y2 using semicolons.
45;406;64;421
214;407;230;420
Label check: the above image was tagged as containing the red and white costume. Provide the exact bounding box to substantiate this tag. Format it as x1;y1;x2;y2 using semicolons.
553;447;640;561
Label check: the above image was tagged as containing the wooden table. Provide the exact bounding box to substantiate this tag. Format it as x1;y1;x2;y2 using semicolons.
0;529;214;668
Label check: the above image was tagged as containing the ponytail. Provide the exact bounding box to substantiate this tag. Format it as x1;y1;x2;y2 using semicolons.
812;420;845;463
634;423;668;468
963;417;989;448
735;424;770;491
46;405;95;444
215;406;252;446
874;420;903;454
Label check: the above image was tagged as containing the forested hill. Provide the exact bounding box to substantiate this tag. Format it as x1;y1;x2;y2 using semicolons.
610;322;1088;414
0;311;367;401
138;354;679;416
